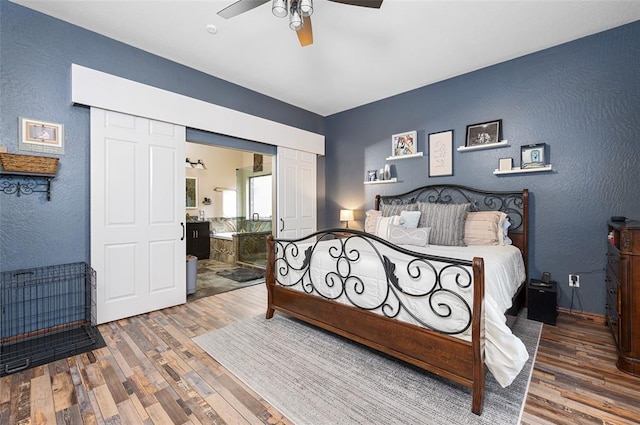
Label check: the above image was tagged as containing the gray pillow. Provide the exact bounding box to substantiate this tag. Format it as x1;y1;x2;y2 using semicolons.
417;202;471;246
387;224;430;247
380;202;418;217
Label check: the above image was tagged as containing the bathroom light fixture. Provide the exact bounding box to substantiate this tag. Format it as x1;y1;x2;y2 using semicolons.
185;158;206;169
339;209;354;228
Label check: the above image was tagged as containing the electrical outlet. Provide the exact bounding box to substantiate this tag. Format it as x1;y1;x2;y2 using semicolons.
569;274;580;287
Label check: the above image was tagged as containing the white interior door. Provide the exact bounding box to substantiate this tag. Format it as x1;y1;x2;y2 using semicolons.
276;146;316;238
91;108;186;324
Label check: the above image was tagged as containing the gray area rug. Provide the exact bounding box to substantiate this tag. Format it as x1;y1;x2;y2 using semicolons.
193;310;541;425
216;267;265;282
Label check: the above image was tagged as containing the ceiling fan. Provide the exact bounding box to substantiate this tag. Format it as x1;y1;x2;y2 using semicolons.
218;0;383;47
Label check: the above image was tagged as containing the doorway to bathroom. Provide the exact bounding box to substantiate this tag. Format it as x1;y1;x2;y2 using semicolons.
185;142;273;301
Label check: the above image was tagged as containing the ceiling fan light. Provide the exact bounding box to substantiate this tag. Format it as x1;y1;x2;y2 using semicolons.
272;0;288;18
289;2;303;31
300;0;313;17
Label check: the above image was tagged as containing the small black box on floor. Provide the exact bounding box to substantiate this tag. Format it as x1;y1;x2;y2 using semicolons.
527;279;558;325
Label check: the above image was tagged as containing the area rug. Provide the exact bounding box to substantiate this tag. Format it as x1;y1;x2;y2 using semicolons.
216;267;265;282
193;309;542;425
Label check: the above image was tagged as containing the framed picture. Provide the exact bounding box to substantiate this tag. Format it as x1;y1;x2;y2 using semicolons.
185;177;198;209
499;157;513;172
465;119;502;147
253;153;263;172
366;169;378;181
391;131;417;157
428;130;453;177
521;143;546;169
19;117;64;154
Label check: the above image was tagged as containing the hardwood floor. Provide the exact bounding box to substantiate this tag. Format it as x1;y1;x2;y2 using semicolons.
522;313;640;424
2;284;639;424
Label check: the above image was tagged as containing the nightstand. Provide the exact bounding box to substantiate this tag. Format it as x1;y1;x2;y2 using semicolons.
527;279;557;325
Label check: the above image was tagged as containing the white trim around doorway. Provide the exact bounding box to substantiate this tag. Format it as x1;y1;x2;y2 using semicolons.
70;64;325;156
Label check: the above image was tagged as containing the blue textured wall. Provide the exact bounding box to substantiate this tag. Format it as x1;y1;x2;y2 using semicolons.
2;0;639;315
0;1;323;271
324;21;640;314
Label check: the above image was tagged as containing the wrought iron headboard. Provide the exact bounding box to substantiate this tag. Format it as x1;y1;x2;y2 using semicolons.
375;184;529;275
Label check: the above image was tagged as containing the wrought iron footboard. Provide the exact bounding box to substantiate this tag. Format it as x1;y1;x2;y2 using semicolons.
271;229;477;335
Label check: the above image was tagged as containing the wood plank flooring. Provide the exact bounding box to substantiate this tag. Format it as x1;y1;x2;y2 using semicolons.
2;284;639;424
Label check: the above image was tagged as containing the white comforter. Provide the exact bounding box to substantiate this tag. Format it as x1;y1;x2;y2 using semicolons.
275;237;529;387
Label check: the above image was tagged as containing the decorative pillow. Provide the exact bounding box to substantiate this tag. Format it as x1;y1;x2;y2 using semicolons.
380;202;418;217
464;211;508;246
364;210;382;234
387;225;430;247
417;202;471;246
503;218;513;245
375;215;404;240
400;210;421;228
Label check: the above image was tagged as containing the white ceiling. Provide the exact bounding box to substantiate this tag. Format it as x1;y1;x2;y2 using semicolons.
12;0;640;116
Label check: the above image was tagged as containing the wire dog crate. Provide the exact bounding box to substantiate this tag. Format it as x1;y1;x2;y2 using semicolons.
0;262;104;376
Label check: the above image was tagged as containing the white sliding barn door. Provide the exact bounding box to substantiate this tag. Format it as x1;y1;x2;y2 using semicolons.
276;146;317;238
91;108;186;324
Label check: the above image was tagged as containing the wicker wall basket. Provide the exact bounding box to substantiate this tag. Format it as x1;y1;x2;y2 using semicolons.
0;153;59;175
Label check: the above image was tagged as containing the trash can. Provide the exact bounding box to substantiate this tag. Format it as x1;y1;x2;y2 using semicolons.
186;255;198;295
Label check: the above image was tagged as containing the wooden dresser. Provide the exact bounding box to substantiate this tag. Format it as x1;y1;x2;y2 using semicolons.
606;220;640;377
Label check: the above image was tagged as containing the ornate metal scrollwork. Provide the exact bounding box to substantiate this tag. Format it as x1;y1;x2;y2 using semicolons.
376;184;526;232
0;173;53;201
273;230;474;335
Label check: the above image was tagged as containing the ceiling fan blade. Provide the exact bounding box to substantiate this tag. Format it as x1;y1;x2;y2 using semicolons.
218;0;270;19
327;0;383;8
297;16;313;47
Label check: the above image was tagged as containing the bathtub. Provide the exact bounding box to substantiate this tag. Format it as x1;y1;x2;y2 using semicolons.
210;231;271;267
212;232;236;241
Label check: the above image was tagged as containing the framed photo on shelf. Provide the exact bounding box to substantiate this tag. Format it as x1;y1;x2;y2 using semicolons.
465;119;502;148
521;143;546;169
391;131;417;157
428;130;453;177
19;117;64;154
498;157;513;172
366;169;378;181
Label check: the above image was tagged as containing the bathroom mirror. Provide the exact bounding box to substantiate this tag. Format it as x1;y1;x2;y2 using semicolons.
185;177;198;209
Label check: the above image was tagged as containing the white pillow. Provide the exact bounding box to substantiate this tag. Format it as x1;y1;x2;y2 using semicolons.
387;225;430;247
375;215;404;240
364;210;382;234
400;210;421;228
502;218;513;245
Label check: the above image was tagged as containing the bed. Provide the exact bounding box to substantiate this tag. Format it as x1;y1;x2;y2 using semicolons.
265;184;529;415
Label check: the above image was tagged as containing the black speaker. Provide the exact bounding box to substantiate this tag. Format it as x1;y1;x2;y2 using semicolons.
528;279;557;325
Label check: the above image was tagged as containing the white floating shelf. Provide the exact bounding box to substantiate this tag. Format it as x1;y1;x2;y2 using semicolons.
364;178;399;185
457;140;509;152
385;152;423;160
493;165;553;175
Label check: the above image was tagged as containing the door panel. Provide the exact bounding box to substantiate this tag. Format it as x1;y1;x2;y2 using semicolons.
92;108;186;324
277;147;316;239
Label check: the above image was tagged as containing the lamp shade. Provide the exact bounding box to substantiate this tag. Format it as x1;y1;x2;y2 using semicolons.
185;158;194;168
339;209;354;222
272;0;288;18
289;5;303;31
300;0;313;16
